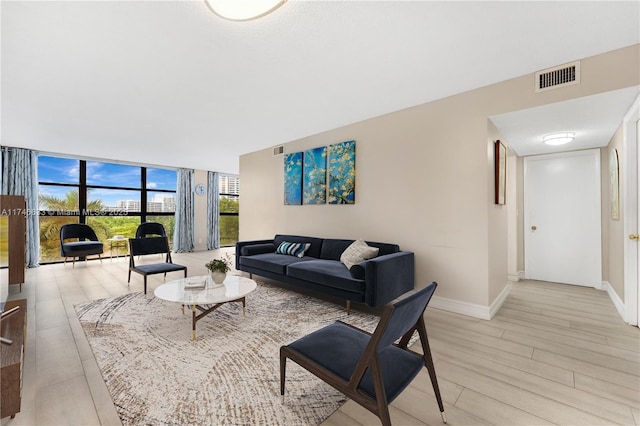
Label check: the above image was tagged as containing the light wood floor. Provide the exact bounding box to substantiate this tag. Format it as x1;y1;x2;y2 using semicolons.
2;252;639;425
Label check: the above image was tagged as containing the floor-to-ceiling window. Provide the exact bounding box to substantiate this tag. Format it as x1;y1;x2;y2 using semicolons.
38;156;176;262
219;174;239;247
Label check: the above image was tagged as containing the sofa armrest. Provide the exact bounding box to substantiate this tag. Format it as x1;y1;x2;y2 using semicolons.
363;251;415;307
235;239;275;269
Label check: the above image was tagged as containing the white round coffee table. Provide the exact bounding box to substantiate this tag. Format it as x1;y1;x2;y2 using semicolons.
154;275;257;340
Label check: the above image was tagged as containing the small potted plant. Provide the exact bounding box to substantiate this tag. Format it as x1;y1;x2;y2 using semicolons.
205;253;232;285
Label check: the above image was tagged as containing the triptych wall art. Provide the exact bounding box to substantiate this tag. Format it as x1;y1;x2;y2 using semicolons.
284;140;355;205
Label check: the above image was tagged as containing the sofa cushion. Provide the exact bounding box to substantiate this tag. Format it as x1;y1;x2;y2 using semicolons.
240;253;314;275
276;241;311;258
274;235;324;258
320;239;356;260
340;239;379;269
287;260;365;293
366;241;400;256
321;239;400;260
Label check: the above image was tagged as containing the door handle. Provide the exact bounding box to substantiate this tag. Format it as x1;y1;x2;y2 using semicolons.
531;226;537;231
630;234;639;240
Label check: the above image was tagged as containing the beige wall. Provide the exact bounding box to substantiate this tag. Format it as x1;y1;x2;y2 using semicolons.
603;126;626;299
239;45;640;313
487;121;510;304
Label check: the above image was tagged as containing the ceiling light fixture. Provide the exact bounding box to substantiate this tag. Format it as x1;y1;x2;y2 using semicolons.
204;0;286;21
543;132;575;146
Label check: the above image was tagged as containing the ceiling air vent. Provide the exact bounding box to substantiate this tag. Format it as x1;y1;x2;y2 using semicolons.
273;145;285;156
535;61;580;92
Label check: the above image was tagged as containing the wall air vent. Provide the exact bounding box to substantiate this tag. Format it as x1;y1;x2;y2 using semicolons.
535;61;580;92
273;145;285;156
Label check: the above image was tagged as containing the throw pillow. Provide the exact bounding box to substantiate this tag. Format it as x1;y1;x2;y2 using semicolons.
276;241;311;258
349;264;366;280
340;239;379;270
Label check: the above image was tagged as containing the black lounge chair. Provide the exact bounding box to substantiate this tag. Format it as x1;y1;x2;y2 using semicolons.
60;224;104;267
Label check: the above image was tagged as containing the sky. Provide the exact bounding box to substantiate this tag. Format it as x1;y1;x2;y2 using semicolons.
38;156;176;207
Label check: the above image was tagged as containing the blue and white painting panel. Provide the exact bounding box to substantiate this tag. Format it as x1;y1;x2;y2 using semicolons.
284;152;303;205
303;146;327;204
328;140;356;204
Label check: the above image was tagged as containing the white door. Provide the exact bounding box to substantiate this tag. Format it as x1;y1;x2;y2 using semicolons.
637;119;639;326
524;149;602;287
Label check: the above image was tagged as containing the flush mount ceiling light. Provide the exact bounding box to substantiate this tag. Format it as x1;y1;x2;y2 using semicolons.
204;0;286;21
543;132;575;146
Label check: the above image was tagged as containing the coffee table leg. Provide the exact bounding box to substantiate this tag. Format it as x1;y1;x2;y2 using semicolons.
242;297;246;316
192;305;197;341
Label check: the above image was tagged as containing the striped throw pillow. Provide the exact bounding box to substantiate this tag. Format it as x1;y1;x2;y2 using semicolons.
276;241;311;258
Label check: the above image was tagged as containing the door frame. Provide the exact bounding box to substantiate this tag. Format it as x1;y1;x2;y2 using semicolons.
623;95;639;326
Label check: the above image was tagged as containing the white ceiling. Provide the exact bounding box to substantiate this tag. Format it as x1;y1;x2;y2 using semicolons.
2;1;639;174
490;86;640;157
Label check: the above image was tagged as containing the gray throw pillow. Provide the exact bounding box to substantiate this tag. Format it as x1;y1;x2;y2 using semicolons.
340;240;379;270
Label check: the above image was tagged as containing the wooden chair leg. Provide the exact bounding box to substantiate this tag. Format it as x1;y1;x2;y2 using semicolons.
370;356;391;426
279;349;287;398
418;320;446;422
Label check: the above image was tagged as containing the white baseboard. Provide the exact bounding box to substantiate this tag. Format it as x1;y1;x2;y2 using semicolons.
429;283;512;321
508;270;525;282
490;282;512;319
601;281;626;322
429;296;491;320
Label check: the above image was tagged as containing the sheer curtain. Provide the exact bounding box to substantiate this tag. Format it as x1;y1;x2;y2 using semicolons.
207;171;220;250
1;147;40;267
173;169;195;253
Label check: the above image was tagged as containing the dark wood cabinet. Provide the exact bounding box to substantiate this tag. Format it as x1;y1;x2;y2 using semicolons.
1;298;26;419
0;195;26;290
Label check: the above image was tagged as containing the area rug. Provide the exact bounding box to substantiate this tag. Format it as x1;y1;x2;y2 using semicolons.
75;282;383;425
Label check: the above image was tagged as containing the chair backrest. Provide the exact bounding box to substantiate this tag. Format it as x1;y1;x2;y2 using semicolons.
377;282;437;349
135;222;166;239
60;224;99;242
129;237;170;257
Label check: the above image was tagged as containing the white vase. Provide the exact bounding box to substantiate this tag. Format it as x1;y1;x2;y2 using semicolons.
211;271;226;284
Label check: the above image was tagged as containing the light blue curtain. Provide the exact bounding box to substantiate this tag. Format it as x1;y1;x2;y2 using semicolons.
1;147;40;267
173;169;195;252
207;171;220;250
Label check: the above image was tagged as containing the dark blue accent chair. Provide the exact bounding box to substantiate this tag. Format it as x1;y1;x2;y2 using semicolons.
60;224;104;267
128;235;187;294
280;282;446;425
135;222;167;239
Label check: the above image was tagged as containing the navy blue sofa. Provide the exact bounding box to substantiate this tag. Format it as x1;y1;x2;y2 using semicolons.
235;234;415;309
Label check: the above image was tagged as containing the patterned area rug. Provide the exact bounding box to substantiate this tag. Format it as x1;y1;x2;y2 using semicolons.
75;281;383;425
